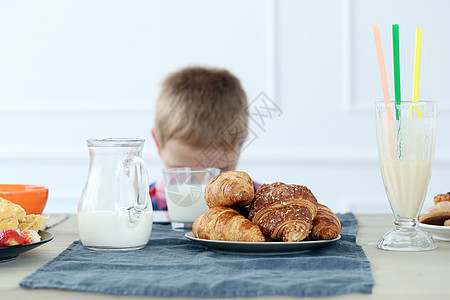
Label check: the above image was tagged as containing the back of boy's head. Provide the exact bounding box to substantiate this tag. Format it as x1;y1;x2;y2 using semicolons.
154;66;248;151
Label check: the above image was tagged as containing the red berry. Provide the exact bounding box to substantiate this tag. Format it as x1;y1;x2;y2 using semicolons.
20;230;41;244
0;229;24;247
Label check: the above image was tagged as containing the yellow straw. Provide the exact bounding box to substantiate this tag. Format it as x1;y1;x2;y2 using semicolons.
411;28;422;118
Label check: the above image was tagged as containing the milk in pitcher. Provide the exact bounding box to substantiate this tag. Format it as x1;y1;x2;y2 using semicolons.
78;208;153;249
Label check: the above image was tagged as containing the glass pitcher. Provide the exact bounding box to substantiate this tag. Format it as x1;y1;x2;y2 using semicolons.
77;138;153;250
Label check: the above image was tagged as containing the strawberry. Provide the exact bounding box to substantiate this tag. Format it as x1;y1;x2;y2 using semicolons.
20;230;41;244
0;229;24;247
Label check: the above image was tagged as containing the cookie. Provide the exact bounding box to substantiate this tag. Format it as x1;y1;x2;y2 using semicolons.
419;202;450;225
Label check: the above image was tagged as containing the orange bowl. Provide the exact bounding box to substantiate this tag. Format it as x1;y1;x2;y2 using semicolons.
0;184;48;215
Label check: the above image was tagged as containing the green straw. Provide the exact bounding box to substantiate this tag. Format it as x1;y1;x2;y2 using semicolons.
392;24;401;119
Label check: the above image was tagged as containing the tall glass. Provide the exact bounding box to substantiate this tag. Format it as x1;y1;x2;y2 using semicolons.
375;101;437;251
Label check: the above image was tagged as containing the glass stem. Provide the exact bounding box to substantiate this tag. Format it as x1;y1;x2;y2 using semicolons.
394;217;417;229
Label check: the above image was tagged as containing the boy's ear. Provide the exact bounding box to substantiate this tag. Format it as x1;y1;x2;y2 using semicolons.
151;128;162;156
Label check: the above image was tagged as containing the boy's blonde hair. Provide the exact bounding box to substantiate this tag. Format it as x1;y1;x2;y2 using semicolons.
154;66;248;150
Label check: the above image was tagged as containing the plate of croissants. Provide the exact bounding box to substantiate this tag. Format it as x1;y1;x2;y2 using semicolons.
418;192;450;241
186;171;342;254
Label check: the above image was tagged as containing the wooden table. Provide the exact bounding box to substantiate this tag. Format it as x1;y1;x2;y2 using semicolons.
1;214;449;299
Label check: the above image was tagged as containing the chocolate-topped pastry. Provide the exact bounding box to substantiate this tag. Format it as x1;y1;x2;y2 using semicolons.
433;193;450;205
248;182;318;242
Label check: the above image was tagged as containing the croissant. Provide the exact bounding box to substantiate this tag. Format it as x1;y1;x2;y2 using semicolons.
309;204;341;240
204;171;254;208
248;182;318;242
192;206;265;242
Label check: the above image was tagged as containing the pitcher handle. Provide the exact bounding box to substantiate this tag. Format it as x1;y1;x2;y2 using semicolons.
124;156;150;226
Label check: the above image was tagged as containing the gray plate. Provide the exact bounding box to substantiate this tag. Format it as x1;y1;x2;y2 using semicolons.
0;231;54;262
185;232;340;255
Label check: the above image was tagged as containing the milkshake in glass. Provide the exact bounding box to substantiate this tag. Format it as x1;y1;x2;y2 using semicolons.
375;101;437;251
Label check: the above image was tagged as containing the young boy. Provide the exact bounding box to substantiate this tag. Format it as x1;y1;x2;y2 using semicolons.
150;66;255;210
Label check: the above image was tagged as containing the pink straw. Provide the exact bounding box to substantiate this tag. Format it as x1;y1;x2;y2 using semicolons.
373;24;393;120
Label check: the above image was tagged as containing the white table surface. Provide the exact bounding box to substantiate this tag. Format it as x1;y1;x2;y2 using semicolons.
1;214;449;299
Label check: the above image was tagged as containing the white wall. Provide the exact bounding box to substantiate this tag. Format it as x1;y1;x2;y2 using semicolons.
1;0;449;214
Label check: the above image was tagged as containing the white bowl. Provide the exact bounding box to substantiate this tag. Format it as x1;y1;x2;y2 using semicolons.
418;223;450;241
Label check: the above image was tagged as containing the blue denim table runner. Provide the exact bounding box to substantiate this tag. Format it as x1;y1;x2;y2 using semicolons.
20;213;373;297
